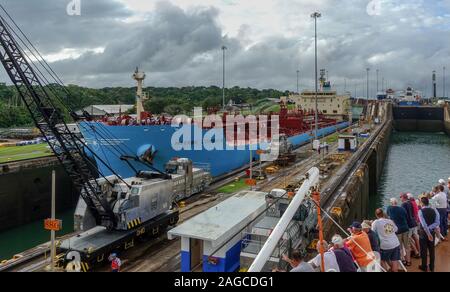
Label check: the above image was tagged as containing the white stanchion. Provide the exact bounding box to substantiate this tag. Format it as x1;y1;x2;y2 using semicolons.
248;167;320;272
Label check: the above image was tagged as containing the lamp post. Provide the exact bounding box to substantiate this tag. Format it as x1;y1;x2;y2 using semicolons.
311;11;321;142
433;70;437;99
296;69;300;94
376;69;379;94
366;68;370;106
444;66;446;98
221;46;227;109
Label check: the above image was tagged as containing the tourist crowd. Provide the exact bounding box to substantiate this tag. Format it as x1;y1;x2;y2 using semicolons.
279;177;450;272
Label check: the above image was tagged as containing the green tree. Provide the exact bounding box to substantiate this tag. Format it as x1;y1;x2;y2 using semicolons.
202;96;222;109
0;85;287;127
164;104;185;115
144;97;169;114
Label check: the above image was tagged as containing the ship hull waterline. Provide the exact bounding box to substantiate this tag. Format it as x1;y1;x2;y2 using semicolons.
79;122;350;179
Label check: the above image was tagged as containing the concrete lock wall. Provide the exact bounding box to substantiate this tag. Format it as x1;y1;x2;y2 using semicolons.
445;106;450;136
373;124;392;185
323;113;392;239
323;163;370;238
0;159;77;231
324;104;449;239
393;106;445;132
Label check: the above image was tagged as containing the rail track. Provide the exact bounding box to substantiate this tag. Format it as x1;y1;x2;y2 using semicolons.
321;118;391;210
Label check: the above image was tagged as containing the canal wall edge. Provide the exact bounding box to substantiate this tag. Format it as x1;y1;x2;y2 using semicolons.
0;158;77;232
445;105;450;136
323;113;393;238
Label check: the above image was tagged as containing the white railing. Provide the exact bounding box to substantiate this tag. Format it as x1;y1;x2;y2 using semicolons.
248;167;320;272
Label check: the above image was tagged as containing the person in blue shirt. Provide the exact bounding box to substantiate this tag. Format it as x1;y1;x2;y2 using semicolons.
418;197;440;272
362;220;380;253
400;193;420;258
387;198;410;266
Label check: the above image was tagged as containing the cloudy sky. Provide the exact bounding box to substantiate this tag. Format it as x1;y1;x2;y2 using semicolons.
1;0;450;96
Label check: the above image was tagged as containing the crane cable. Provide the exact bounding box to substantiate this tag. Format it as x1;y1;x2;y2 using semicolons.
0;6;160;180
0;5;134;158
0;9;133;190
0;5;166;176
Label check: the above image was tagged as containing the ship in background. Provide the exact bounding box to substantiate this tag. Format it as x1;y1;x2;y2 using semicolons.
397;86;423;106
377;86;423;106
79;69;350;179
391;71;447;132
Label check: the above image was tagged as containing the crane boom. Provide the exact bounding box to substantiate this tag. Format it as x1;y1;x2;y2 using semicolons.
0;16;116;228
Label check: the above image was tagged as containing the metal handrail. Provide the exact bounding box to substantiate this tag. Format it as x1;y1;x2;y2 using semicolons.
248;167;320;272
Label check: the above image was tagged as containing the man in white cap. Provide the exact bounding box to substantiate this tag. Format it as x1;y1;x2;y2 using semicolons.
309;240;340;272
439;179;449;196
432;184;448;240
387;198;411;266
330;235;357;272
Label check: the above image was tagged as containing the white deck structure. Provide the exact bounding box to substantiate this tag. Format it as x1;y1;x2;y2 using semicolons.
168;190;267;272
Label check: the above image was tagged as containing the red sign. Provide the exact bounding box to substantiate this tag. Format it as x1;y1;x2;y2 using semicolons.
245;179;257;186
44;219;62;231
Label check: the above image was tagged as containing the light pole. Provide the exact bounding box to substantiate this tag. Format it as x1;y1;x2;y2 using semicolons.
221;46;227;109
311;11;321;141
50;170;56;271
376;69;379;94
296;69;300;94
444;66;446;98
433;70;437;98
366;68;370;106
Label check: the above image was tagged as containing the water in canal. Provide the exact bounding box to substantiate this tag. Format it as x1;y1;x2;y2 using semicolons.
370;131;450;215
0;210;74;261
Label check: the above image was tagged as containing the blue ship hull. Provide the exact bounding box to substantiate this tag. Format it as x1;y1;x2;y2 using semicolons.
398;101;421;106
79;122;349;178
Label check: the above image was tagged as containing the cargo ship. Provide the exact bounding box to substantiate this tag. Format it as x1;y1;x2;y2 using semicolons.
397;87;422;106
393;85;446;132
79;69;350;179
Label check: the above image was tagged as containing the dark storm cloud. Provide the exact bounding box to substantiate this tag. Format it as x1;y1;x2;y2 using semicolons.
54;2;222;74
1;0;132;53
0;0;449;94
48;1;227;86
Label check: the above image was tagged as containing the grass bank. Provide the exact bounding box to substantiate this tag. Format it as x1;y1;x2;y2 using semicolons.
0;143;52;163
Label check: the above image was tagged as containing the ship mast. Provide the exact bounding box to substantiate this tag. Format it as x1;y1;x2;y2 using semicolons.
133;67;146;120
